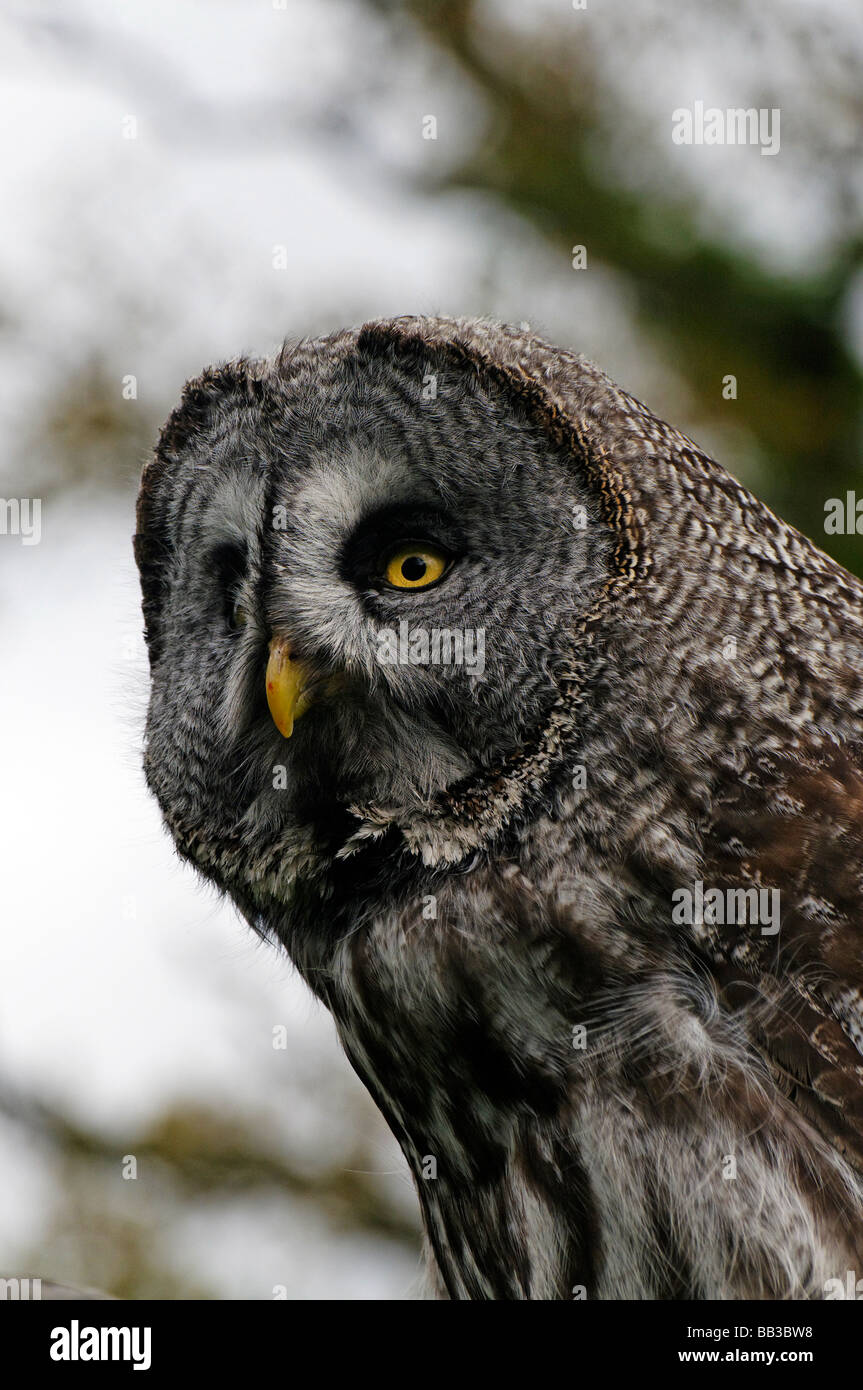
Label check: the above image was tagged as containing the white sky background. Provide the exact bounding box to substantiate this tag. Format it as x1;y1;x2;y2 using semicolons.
0;0;861;1298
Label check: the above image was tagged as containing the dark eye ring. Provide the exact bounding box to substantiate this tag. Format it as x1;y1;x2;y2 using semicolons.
211;542;249;633
227;589;248;631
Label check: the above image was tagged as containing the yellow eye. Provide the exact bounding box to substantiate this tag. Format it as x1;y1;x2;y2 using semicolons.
384;543;448;590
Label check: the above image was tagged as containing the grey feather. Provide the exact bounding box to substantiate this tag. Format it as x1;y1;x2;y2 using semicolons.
135;316;863;1299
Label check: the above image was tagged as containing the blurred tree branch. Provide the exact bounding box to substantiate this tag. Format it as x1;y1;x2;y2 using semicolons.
0;1082;418;1298
385;0;863;573
0;1083;417;1247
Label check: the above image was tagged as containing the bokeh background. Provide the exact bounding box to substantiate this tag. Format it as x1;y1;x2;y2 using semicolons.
2;0;863;1299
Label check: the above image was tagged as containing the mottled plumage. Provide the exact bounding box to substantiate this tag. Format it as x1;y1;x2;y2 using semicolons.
136;315;863;1299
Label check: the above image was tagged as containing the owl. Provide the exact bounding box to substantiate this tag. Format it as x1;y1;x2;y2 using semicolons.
136;315;863;1300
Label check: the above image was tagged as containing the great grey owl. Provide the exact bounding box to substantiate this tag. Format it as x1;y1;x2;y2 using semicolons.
135;315;863;1300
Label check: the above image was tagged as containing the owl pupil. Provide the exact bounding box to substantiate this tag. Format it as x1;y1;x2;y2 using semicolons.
402;556;426;582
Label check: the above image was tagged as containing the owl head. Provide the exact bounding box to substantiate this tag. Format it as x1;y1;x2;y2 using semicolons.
135;317;627;915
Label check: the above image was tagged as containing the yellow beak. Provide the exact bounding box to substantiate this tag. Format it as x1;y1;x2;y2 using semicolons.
265;638;316;739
